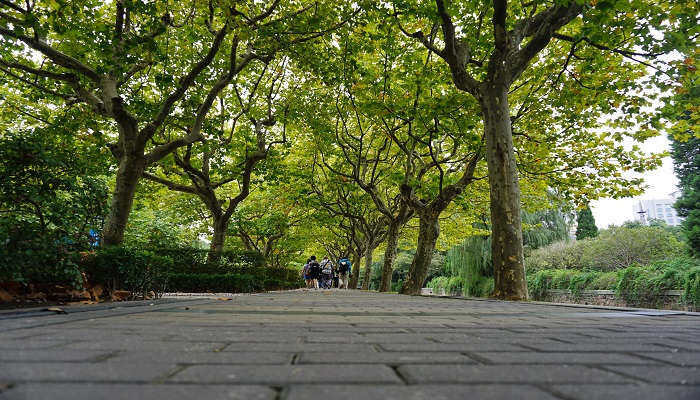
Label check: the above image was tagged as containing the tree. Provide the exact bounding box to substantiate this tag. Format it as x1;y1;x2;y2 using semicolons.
665;49;699;255
0;122;109;245
576;205;598;240
0;0;355;246
232;185;311;268
672;136;700;255
393;0;695;299
143;58;288;261
299;15;486;295
309;159;388;290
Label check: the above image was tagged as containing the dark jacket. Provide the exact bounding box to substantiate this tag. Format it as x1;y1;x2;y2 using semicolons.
338;258;352;274
308;261;321;279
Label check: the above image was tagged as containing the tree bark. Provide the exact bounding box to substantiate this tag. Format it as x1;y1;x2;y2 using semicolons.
102;155;146;246
361;245;373;290
349;252;361;289
480;84;528;300
207;215;229;263
400;210;440;295
379;219;401;292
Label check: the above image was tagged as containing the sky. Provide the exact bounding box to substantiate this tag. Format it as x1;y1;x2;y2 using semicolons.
590;134;678;228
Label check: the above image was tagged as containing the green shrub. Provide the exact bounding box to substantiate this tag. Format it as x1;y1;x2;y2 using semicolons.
528;269;612;300
474;277;494;297
568;271;598;298
427;276;449;294
581;226;686;270
391;279;404;293
446;276;465;295
83;246;173;298
528;270;552;300
525;240;588;272
615;257;699;307
588;272;617;289
684;268;700;309
76;246;295;297
526;226;687;272
166;270;302;293
166;273;260;293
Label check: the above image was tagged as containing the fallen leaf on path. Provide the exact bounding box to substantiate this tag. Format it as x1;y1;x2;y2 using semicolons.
111;290;131;301
67;301;97;306
216;297;233;301
0;383;14;391
45;307;67;314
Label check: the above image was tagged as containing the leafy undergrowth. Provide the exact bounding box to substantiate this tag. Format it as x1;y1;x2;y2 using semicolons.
526;256;700;309
1;245;303;307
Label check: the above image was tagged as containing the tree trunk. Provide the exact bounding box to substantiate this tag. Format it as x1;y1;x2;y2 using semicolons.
480;85;528;300
102;155;146;246
207;216;228;263
361;245;373;290
379;219;401;292
349;252;361;289
400;210;440;295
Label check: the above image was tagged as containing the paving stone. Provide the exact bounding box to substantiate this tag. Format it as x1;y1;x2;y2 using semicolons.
550;384;700;400
397;364;633;384
298;352;474;364
379;343;525;352
62;340;225;352
0;383;277;400
107;351;293;364
0;340;74;350
284;384;560;400
601;365;700;384
519;343;675;352
0;362;174;382
2;290;698;398
630;352;700;366
473;352;658;365
0;350;111;362
222;343;377;352
168;364;402;384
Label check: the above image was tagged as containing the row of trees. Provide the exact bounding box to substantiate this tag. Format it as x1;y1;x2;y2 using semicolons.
1;0;696;298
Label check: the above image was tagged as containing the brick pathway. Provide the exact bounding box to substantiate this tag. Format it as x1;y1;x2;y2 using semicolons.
0;290;698;399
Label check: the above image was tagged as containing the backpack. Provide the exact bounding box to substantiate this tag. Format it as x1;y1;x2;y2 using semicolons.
309;261;320;276
338;260;349;274
321;260;333;275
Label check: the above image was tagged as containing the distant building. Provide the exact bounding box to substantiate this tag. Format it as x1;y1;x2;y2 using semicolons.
633;199;683;226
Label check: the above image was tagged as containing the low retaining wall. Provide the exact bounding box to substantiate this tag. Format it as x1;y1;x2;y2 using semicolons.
542;289;690;310
421;288;694;311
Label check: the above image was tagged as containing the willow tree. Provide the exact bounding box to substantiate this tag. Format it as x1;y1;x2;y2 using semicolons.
0;0;355;246
394;0;695;299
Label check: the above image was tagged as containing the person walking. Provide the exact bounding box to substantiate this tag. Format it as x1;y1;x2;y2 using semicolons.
319;256;334;289
332;263;340;288
337;256;352;289
308;256;321;289
302;259;312;288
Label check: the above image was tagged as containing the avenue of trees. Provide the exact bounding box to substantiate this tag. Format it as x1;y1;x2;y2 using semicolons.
0;0;697;300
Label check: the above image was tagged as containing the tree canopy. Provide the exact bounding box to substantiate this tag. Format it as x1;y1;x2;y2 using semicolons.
1;0;697;299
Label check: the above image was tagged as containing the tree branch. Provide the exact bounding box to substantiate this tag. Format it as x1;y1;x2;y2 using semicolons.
139;24;228;142
142;172;198;194
0;27;101;82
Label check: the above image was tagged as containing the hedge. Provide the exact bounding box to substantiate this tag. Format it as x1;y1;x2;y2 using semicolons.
525;226;686;272
426;275;494;297
2;244;302;298
82;246;302;296
527;256;700;308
